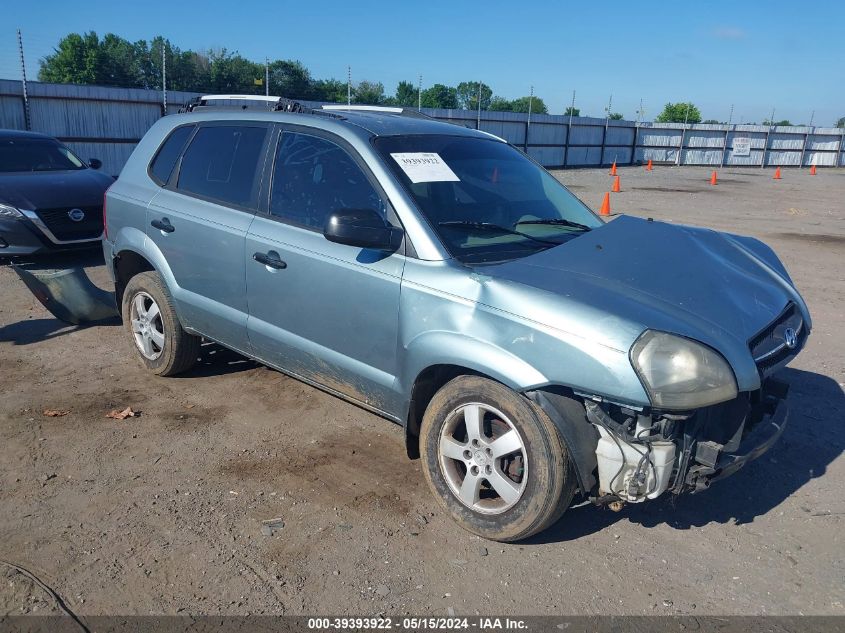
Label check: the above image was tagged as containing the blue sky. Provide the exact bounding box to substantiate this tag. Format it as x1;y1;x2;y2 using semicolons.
3;0;843;125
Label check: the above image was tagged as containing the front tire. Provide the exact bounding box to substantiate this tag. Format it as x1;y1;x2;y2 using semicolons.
121;271;200;376
420;376;577;542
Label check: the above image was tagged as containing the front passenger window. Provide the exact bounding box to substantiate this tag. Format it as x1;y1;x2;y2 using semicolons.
269;132;386;229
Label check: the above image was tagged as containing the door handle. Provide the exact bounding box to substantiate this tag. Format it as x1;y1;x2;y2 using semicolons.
151;218;175;233
253;251;287;270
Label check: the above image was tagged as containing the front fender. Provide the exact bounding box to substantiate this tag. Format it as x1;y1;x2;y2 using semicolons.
401;330;549;395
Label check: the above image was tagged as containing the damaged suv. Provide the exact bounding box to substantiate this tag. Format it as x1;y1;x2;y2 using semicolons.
102;97;810;541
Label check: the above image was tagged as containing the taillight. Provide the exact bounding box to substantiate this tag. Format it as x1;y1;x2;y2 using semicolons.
102;185;111;239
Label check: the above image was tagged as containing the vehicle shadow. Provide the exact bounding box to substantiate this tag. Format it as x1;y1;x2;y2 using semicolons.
528;367;845;544
0;317;118;345
174;341;259;378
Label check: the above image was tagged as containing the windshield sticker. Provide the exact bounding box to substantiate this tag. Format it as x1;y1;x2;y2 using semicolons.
390;152;460;183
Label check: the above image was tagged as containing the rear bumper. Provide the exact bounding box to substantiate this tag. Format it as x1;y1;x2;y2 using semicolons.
682;379;788;493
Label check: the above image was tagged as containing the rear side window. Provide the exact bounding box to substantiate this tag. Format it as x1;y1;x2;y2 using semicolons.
149;125;194;185
269;132;385;230
176;125;267;208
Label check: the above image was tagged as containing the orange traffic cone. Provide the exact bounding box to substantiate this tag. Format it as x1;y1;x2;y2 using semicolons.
612;175;621;192
609;161;617;176
646;159;653;171
599;192;611;216
810;164;817;175
710;171;718;185
773;167;782;180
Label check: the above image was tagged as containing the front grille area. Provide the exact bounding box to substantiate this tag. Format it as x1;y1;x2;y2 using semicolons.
34;206;103;242
749;303;805;375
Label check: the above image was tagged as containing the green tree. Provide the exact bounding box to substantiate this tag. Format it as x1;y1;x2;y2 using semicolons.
564;106;580;116
510;95;547;114
608;112;624;120
763;119;792;126
455;81;493;111
701;119;723;124
312;78;347;103
39;32;104;85
420;84;458;109
353;80;385;105
268;59;314;99
393;80;418;107
655;102;702;124
836;116;845;128
207;49;263;94
488;96;513;111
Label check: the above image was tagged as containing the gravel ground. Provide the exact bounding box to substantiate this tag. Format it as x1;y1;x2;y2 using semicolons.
0;166;843;617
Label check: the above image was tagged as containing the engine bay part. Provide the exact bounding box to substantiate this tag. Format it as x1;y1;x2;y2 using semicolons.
584;400;678;502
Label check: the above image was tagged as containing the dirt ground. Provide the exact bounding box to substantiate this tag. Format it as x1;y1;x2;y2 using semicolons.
1;166;843;617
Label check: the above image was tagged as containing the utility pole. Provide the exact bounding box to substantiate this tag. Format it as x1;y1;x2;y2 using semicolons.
525;85;533;152
265;57;269;97
809;110;815;127
721;104;734;168
676;101;691;166
563;90;576;168
161;42;167;115
347;66;351;106
17;29;31;130
417;74;422;112
604;94;613;166
476;81;482;129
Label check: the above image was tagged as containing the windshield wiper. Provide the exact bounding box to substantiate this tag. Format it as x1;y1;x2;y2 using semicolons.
514;218;593;231
438;221;560;246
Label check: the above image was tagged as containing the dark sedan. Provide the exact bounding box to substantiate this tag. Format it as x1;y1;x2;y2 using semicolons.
0;130;113;255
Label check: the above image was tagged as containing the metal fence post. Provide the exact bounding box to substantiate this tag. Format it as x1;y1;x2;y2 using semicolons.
761;126;771;168
833;130;845;167
630;123;638;165
799;127;811;168
17;29;31;131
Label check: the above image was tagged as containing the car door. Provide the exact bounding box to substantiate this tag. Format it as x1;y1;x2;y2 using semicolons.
245;127;405;415
146;121;271;350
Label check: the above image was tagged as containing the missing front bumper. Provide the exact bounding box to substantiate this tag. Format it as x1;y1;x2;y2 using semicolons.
684;382;788;492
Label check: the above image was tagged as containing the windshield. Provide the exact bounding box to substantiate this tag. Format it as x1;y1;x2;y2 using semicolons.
0;138;86;173
374;134;602;264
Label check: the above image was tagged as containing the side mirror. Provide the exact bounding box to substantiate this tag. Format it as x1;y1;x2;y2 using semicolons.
89;158;103;170
324;208;403;251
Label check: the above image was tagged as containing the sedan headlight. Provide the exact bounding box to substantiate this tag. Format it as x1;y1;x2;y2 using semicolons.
630;330;737;409
0;203;23;219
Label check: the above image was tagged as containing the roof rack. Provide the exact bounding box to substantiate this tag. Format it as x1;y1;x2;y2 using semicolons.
321;105;432;119
179;94;344;119
180;94;283;113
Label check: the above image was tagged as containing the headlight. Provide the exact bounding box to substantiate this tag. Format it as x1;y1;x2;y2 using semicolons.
0;203;23;219
630;330;737;409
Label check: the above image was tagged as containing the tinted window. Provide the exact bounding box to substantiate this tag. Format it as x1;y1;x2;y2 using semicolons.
269;132;385;229
0;138;85;172
177;125;267;207
149;125;194;184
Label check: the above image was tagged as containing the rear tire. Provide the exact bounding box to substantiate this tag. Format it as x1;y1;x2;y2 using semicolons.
420;375;577;542
121;271;199;376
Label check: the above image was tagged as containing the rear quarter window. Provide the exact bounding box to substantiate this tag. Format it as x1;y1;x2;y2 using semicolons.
175;125;267;208
148;125;195;185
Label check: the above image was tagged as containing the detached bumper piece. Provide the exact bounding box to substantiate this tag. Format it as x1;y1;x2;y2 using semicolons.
682;378;789;493
11;262;119;325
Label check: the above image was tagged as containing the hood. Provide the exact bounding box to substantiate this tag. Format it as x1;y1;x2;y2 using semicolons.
0;169;113;210
484;215;807;391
